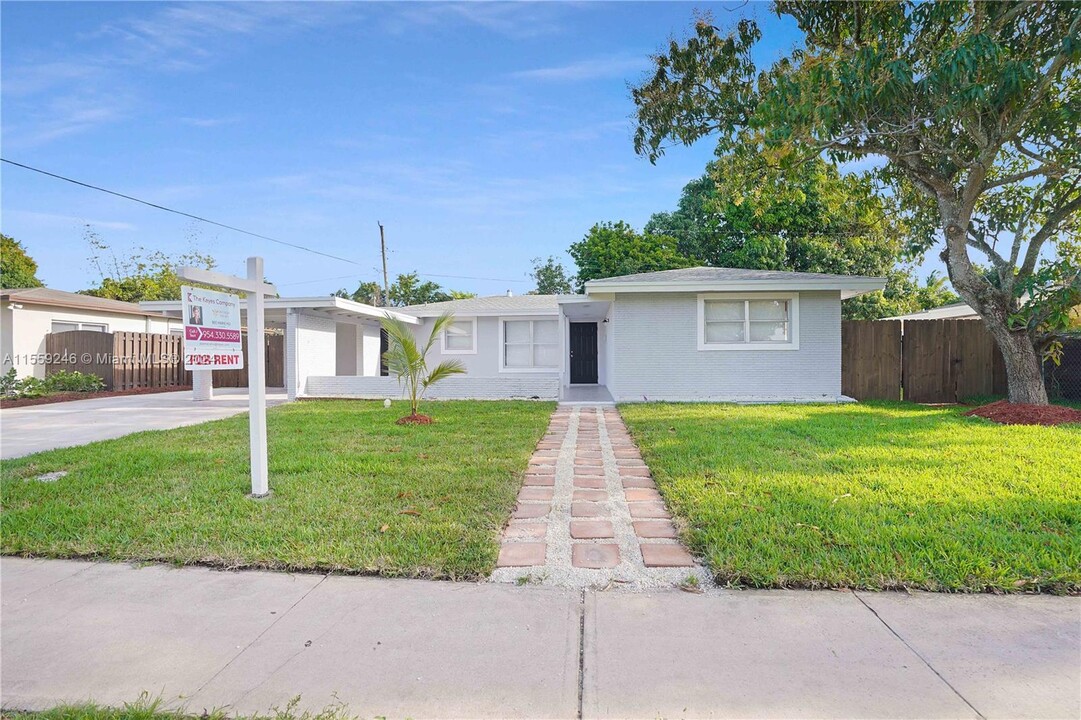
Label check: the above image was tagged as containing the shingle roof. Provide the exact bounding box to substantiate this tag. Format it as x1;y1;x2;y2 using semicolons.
1;287;172;317
586;266;883;284
398;294;575;316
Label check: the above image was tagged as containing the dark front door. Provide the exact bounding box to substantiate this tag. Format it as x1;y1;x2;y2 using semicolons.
569;322;598;384
380;328;389;377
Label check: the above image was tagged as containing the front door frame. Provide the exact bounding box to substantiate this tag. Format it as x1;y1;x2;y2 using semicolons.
569;321;599;385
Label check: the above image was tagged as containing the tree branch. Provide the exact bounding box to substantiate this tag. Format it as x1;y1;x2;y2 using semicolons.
1019;192;1081;280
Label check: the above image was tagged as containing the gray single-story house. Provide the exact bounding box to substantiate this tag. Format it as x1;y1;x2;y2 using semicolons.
145;267;882;403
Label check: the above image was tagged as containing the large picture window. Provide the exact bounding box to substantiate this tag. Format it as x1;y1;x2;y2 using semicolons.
502;319;559;370
698;294;799;350
440;318;476;354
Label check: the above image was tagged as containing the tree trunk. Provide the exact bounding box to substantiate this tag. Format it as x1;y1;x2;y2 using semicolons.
939;207;1050;406
992;327;1049;404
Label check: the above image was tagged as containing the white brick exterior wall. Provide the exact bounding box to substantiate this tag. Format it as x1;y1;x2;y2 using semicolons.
285;310;337;400
608;291;843;402
304;375;559;400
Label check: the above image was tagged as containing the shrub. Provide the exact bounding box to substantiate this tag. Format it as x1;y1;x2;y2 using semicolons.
1;368;105;399
45;370;106;393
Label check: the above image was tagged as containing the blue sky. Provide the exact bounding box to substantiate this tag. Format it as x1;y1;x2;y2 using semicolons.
2;1;816;296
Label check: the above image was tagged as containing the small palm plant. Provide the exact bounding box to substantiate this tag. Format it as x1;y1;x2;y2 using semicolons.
381;311;466;424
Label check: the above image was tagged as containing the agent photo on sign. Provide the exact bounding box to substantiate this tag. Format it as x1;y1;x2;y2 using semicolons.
188;304;204;326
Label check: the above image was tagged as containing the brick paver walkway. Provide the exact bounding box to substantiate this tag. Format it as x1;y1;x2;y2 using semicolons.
490;405;711;589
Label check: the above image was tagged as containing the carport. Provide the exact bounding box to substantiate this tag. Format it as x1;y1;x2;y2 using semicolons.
141;297;418;400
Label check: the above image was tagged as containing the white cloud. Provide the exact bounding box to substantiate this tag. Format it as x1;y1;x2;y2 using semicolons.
3;92;132;149
382;2;569;39
4;210;137;232
2;3;360;149
510;55;649;82
177;116;242;128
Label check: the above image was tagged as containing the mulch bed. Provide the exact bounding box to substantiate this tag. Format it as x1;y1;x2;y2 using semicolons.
964;400;1081;427
0;385;193;409
396;413;434;425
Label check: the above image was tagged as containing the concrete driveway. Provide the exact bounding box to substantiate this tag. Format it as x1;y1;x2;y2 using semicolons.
0;388;288;459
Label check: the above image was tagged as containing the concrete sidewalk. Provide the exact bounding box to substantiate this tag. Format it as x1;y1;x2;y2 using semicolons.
0;388;288;459
2;558;1078;719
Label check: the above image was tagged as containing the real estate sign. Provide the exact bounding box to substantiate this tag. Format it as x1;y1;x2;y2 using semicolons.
181;285;244;370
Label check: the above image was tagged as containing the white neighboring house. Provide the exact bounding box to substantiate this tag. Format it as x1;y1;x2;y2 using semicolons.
142;267;883;403
885;302;980;321
1;287;182;379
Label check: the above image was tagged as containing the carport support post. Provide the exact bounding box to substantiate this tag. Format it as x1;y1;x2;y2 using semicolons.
192;370;213;401
247;256;269;497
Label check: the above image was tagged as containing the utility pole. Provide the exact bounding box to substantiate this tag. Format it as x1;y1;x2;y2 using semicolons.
378;221;389;307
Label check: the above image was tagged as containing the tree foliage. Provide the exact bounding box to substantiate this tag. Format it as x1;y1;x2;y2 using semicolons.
529;256;574;295
631;2;1081;403
569;221;694;291
334;281;384;306
0;234;44;289
643;155;959;318
388;273;453;306
334;274;472;307
80;226;216;303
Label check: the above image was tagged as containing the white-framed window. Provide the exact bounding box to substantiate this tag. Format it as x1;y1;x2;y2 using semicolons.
440;318;476;354
51;321;109;333
697;293;799;351
501;318;560;371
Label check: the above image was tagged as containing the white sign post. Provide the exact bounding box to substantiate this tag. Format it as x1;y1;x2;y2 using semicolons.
179;258;277;497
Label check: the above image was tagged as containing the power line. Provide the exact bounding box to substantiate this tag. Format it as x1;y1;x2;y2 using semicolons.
280;271;529;288
4;157;531;286
2;157;366;266
1;157;536;285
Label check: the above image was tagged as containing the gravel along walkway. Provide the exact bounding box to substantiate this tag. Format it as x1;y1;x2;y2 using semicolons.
490;405;712;590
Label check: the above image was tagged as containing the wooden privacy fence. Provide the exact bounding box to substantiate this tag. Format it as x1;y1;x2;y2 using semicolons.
46;330;189;391
45;330;284;391
214;334;285;388
841;318;1061;403
840;320;902;401
901;320;1007;403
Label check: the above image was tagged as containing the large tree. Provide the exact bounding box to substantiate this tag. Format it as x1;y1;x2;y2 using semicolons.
631;2;1080;404
644;155;959;318
387;272;453;307
333;274;473;306
334;281;384;306
529;256;575;295
569;221;694;291
0;234;44;289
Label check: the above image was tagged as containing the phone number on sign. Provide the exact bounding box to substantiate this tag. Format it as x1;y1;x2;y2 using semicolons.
186;353;242;366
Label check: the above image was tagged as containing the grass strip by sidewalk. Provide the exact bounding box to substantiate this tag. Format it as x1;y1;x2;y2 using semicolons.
0;695;353;720
1;400;554;579
619;401;1081;593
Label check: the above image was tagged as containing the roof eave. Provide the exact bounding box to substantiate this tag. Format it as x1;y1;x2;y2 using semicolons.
139;297;421;325
584;278;887;299
404;308;560;318
4;293;174;319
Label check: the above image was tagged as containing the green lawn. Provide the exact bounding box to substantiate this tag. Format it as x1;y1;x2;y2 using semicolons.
1;400;554;579
619;401;1081;593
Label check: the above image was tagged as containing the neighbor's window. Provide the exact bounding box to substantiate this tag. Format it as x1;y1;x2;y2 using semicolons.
700;296;796;349
503;319;559;369
441;319;476;354
51;321;108;333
